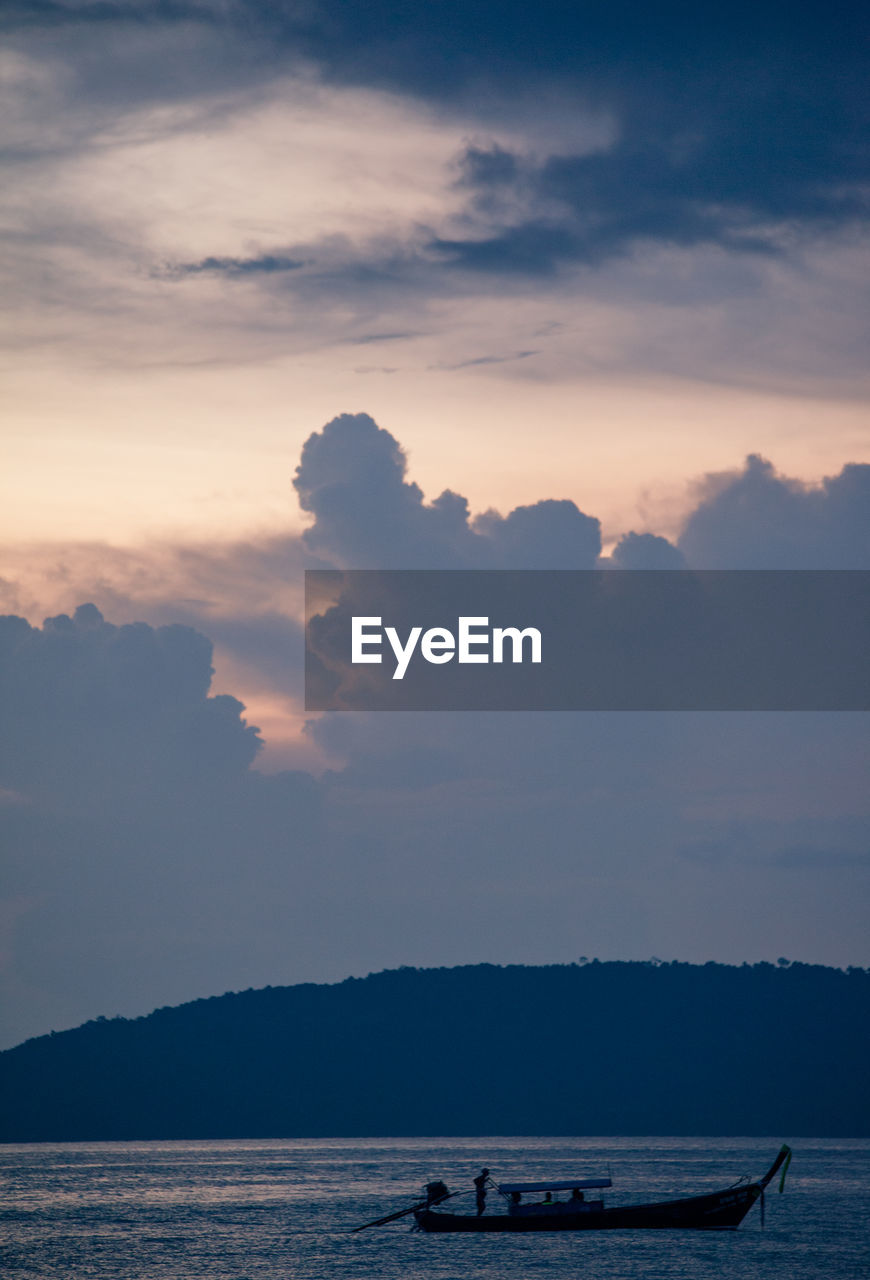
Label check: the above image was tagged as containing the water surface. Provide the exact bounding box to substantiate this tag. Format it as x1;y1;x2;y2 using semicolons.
2;1136;867;1279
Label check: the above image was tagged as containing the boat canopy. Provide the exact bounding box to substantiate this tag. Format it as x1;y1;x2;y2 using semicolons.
498;1179;612;1193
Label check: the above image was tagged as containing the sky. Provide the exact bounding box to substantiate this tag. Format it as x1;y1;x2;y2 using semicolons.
0;0;868;1049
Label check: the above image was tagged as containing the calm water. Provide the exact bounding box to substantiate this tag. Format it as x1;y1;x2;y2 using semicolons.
2;1137;868;1279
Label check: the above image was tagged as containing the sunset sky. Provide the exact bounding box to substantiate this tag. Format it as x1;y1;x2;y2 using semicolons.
1;1;868;1049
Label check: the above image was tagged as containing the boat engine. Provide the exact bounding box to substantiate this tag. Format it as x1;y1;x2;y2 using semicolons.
425;1180;450;1206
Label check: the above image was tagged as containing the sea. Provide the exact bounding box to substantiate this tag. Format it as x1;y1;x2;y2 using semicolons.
2;1136;868;1280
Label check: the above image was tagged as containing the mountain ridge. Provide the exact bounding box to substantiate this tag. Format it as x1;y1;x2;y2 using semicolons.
2;960;867;1141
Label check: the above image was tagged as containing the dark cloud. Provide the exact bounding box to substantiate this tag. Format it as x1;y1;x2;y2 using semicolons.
678;454;870;568
431;350;539;370
457;143;520;190
432;223;584;275
348;331;419;345
284;1;864;269
166;254;307;278
437;76;868;272
6;0;866;275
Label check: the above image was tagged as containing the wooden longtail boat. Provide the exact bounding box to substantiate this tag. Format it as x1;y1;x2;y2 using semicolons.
411;1145;791;1233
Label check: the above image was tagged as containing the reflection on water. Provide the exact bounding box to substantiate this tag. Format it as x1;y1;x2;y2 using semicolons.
2;1137;868;1279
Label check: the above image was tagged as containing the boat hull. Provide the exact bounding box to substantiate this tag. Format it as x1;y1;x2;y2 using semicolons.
415;1183;762;1232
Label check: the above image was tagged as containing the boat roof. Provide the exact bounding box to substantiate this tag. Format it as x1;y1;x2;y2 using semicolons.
498;1179;612;1193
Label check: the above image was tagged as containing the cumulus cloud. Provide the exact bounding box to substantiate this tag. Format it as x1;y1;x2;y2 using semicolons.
474;500;601;568
0;604;261;808
2;415;867;656
294;412;601;567
0;602;325;1045
293;412;470;567
293;414;870;572
0;532;316;713
610;532;685;569
2;415;865;655
679;454;870;568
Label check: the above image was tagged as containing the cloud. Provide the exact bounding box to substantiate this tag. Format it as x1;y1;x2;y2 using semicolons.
293;412;601;567
2;3;868;425
610;532;685;569
435;81;868;273
473;500;601;569
1;416;864;657
5;0;866;275
166;253;307;277
0;601;323;1045
297;2;868;270
678;454;870;568
430;349;539;370
432;223;586;276
0;603;262;806
456;143;521;191
292;415;869;573
2;416;866;663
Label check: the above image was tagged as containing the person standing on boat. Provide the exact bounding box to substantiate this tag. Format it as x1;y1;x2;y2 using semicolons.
473;1169;490;1216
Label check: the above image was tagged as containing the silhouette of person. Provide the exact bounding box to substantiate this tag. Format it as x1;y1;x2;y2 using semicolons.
473;1169;490;1216
570;1188;585;1203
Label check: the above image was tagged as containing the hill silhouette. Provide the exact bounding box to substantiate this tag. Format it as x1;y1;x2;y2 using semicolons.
1;961;867;1141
